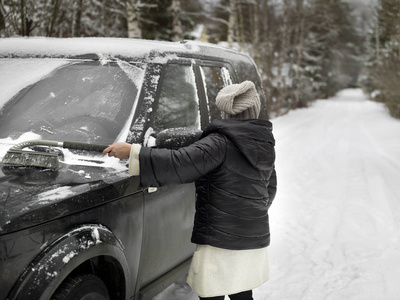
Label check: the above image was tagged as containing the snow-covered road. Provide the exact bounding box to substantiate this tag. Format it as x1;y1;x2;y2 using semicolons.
155;89;400;300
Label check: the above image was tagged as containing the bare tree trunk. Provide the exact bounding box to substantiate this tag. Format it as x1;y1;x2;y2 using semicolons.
277;0;290;112
127;0;141;38
48;0;62;37
72;0;82;37
261;0;272;77
252;0;260;68
100;0;106;36
260;0;274;90
294;0;305;106
375;16;380;62
237;1;246;51
171;0;182;42
19;0;33;36
20;0;26;36
0;1;6;32
228;0;237;47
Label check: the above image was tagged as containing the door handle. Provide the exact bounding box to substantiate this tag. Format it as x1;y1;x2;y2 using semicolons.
148;187;158;193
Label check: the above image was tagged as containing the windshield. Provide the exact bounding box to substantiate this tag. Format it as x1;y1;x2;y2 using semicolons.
0;59;144;145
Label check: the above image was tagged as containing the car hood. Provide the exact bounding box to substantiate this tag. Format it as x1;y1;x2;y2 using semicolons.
0;162;133;235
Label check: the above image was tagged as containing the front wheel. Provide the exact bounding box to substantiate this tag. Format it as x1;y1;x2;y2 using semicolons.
51;273;110;300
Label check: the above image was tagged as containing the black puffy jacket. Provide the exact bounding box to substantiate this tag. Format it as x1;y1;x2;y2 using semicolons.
139;119;277;250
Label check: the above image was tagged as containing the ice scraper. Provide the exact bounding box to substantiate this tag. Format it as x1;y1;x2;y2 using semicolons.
1;140;108;170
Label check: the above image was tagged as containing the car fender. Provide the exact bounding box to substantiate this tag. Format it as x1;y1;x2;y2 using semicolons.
7;224;130;300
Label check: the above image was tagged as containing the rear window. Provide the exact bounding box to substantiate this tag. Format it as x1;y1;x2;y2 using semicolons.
0;59;144;145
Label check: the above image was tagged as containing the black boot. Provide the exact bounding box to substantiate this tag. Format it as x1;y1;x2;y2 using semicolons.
228;290;253;300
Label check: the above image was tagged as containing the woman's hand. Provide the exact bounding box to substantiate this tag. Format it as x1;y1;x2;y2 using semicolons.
103;142;132;159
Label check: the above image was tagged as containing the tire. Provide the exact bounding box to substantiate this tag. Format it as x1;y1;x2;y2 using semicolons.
51;273;110;300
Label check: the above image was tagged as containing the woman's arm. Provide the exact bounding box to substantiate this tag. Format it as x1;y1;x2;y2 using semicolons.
139;133;227;187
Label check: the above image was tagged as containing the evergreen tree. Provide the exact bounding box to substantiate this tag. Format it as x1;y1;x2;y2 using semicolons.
0;0;374;117
364;0;400;118
300;0;363;99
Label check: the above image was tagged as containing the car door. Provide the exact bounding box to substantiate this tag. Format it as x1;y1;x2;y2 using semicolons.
135;62;200;289
196;61;236;123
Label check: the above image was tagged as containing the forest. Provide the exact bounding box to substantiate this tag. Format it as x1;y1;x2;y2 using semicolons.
0;0;399;119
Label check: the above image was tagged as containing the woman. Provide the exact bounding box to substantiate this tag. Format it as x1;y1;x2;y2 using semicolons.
104;81;277;300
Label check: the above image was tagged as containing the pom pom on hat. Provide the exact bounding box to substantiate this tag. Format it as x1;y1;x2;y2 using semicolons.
216;81;261;119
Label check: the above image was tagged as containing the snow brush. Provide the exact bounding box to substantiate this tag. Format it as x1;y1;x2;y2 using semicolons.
1;140;108;170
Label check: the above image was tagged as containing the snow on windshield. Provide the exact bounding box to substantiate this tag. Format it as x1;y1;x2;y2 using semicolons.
115;61;146;142
0;59;70;110
0;58;143;145
0;59;144;171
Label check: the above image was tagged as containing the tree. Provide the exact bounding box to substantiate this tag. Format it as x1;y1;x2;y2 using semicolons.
227;0;236;47
363;0;400;118
72;0;83;37
0;0;371;117
2;0;35;36
171;0;181;41
301;0;362;99
252;0;260;67
275;0;290;110
292;0;306;107
48;0;62;37
0;1;6;33
203;0;229;43
126;0;142;38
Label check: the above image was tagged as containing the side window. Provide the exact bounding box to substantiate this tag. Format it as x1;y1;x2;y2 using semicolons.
152;64;200;132
200;66;233;121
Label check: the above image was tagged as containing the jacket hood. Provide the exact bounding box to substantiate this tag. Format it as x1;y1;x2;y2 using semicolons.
202;119;275;170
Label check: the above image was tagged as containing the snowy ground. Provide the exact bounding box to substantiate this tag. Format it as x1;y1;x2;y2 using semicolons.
153;89;400;300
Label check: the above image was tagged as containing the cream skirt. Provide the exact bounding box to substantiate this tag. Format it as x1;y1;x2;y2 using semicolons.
186;244;269;297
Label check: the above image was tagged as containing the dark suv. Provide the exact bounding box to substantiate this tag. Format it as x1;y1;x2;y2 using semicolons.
0;37;268;300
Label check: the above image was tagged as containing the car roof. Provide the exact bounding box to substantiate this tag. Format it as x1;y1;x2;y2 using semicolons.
0;37;249;63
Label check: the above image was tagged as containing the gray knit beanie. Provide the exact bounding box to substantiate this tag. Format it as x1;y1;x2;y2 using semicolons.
216;81;261;119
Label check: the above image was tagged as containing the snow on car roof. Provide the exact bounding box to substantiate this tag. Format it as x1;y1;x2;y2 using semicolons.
0;37;220;59
0;37;248;64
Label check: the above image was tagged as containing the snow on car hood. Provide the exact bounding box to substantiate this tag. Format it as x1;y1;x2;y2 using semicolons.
0;131;135;235
0;152;133;236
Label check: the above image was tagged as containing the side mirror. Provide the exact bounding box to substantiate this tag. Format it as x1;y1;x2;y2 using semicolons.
155;128;202;149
